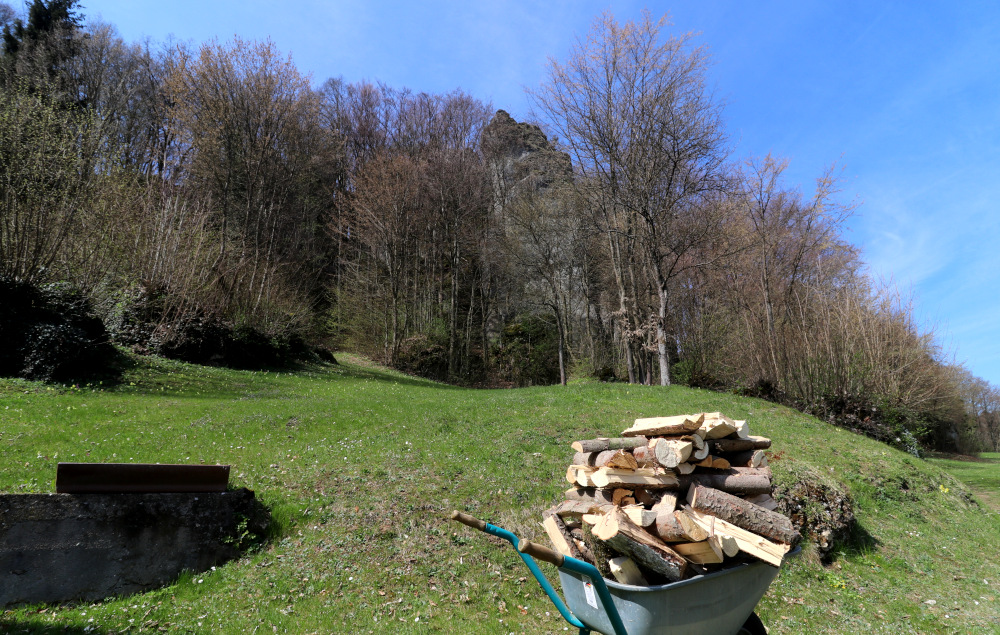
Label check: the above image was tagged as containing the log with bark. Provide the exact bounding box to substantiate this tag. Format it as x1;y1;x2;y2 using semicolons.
572;449;639;469
676;467;773;497
709;436;772;453
724;449;768;468
572;437;649;453
687;484;800;546
589;508;688;582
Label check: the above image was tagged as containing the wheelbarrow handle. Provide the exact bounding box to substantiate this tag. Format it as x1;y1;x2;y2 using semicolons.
450;510;487;531
518;539;565;567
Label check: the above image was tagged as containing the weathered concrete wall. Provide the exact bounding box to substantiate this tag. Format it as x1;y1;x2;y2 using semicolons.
0;489;268;607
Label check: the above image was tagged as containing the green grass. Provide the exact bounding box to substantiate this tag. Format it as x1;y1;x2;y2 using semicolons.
2;354;1000;633
927;453;1000;512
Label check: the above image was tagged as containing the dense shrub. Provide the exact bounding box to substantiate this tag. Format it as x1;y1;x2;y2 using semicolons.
491;315;560;387
395;334;450;382
0;277;116;381
104;285;313;369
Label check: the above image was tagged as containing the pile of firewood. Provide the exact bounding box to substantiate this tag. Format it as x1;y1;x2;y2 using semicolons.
542;412;800;585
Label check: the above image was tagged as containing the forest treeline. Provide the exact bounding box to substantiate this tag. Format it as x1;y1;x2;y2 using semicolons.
1;2;998;453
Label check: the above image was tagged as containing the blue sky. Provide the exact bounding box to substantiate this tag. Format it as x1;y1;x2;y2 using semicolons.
68;0;1000;386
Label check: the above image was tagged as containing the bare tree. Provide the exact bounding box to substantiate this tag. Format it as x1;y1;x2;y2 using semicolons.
501;186;585;385
350;154;423;362
0;86;92;282
531;11;731;385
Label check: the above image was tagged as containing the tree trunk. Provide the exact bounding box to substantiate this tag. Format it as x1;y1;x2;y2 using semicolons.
657;289;671;386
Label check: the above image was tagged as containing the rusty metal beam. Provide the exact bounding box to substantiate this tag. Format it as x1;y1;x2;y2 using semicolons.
56;463;230;493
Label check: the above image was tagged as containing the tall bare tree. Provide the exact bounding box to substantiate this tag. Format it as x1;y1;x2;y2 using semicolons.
531;11;731;385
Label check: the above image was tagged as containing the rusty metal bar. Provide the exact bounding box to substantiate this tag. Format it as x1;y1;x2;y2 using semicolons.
56;463;230;493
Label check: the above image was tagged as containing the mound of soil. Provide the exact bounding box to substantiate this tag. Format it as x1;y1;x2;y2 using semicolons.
771;461;855;561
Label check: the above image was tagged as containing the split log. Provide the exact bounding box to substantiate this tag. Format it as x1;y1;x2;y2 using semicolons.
694;456;731;470
714;533;740;558
572;437;649;453
744;493;778;511
622;504;657;527
622;414;704;437
606;449;639;470
564;487;615;505
653;509;708;543
542;512;584;560
552;500;598;519
650;492;678;515
590;509;687;582
676;462;696;475
591;467;678;490
676;468;772;497
687;484;800;545
699;416;738;440
673;540;723;565
566;465;598;488
632;445;657;467
633;487;656;506
652;438;693;468
609;556;647;585
709;436;771;453
611;488;634;506
680;508;791;567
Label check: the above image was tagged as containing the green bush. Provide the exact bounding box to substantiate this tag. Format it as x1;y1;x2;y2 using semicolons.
0;277;116;381
105;285;314;369
395;334;450;382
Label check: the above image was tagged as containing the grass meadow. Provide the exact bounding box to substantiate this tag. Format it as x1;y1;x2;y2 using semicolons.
2;354;1000;633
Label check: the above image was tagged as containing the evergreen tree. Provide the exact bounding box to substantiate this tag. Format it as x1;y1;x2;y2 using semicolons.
2;0;81;56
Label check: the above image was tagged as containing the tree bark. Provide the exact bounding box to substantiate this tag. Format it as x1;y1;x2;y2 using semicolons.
687;484;800;545
591;509;687;581
709;436;771;453
572;437;648;453
675;468;772;496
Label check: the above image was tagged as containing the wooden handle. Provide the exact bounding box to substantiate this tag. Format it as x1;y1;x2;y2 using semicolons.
450;510;487;531
517;540;565;567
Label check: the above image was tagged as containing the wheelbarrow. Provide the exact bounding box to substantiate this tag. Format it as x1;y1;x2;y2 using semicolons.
450;510;794;635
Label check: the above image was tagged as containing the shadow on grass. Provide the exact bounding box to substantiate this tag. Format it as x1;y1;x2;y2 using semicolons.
2;350;468;401
824;518;880;564
331;363;467;390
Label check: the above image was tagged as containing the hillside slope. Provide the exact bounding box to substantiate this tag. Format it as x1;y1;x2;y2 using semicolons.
1;355;999;633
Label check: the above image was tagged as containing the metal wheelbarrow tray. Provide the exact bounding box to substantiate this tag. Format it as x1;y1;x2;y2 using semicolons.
558;555;780;635
451;510;795;635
